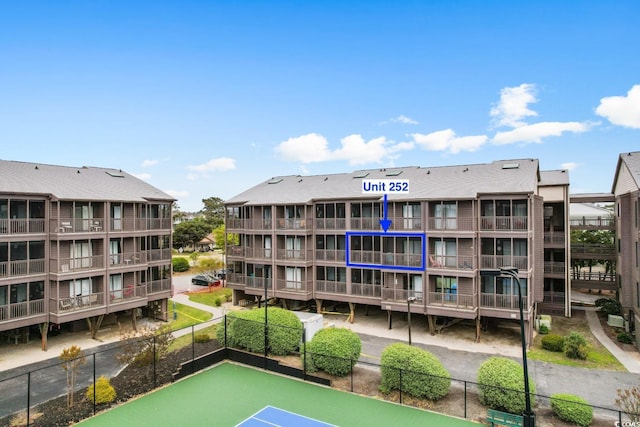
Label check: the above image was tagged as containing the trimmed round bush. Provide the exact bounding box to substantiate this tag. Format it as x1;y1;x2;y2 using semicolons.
551;393;593;426
86;376;116;405
304;327;361;376
477;357;536;413
194;333;211;343
541;334;565;352
595;298;621;316
216;307;302;355
172;257;189;273
538;324;549;334
563;332;589;360
617;332;633;344
380;343;450;401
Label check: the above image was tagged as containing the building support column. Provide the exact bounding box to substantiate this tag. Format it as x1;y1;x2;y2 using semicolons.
387;310;393;329
315;299;323;314
347;302;355;323
39;322;49;351
475;316;481;343
86;315;105;340
427;315;436;335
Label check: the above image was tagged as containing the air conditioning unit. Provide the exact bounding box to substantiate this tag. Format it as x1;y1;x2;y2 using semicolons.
608;315;625;328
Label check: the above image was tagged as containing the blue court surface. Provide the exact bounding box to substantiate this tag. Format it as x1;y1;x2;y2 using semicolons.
236;406;337;427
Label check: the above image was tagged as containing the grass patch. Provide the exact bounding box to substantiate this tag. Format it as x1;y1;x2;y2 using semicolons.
528;312;625;371
168;324;218;352
167;302;213;331
188;288;232;306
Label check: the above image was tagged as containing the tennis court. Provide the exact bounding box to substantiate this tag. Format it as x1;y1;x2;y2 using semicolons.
78;362;479;426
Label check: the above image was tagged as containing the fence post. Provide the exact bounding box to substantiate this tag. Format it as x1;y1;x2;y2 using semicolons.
191;325;195;374
26;371;31;427
224;314;227;347
93;353;97;415
153;335;157;389
302;329;306;379
464;380;467;418
399;368;403;404
350;356;354;392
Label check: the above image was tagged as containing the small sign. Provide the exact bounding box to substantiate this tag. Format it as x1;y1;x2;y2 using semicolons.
362;179;410;194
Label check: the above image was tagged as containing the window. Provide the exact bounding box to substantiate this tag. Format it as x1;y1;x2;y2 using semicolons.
109;275;123;299
285;236;302;259
403;202;422;229
110;239;121;264
433;202;456;229
71;278;91;297
111;204;122;230
285;267;302;289
71;241;92;269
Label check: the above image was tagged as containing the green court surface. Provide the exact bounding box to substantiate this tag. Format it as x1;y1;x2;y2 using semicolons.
78;362;479;426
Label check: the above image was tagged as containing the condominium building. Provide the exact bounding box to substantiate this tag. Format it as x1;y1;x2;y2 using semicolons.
612;151;640;346
225;158;571;343
0;160;174;350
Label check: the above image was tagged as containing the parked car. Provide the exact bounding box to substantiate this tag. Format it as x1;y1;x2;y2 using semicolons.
191;274;221;287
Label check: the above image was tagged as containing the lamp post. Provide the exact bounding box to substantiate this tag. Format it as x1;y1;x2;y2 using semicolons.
407;296;416;345
499;267;535;427
264;277;268;358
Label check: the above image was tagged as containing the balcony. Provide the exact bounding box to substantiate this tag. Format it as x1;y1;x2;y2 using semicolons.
0;259;46;278
109;252;145;267
315;280;347;295
544;232;565;245
352;283;382;298
51;218;106;233
276;219;309;230
427;255;475;270
315;249;346;262
54;293;105;313
382;288;421;302
275;279;312;295
0;218;46;234
147;278;171;295
428;292;475;309
544;261;566;275
0;299;45;322
50;256;105;274
480;293;527;310
147;248;171;262
245;248;273;260
480;255;528;270
570;216;614;230
480;216;528;231
349;218;378;230
109;285;147;304
275;248;313;261
428;217;475;232
314;218;347;230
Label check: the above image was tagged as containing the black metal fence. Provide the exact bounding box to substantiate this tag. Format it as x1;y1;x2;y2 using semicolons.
0;314;638;426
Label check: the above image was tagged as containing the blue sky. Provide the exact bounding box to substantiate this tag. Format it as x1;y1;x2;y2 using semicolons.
1;1;639;212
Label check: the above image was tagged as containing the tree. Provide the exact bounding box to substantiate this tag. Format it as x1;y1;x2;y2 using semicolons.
60;345;87;408
201;197;225;228
172;218;211;249
212;224;238;254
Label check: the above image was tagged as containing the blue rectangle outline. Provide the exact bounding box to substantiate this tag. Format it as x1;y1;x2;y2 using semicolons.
345;231;426;271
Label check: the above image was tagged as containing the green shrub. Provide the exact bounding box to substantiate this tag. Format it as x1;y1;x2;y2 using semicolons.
214;297;223;307
541;334;565;352
563;332;589;360
618;332;633;344
303;328;361;376
477;357;536;413
538;324;549;334
551;393;593;426
194;333;210;343
595;298;622;316
216;307;302;355
86;376;116;405
380;343;450;401
172;257;189;273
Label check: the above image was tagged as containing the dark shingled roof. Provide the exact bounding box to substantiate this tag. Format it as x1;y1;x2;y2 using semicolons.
227;158;541;205
0;160;175;202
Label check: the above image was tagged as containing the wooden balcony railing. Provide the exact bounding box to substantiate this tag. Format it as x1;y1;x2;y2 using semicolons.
315;280;347;294
147;279;171;294
315;249;346;262
50;256;104;273
480;216;528;231
544;261;566;274
480;255;528;270
275;279;312;293
427;255;474;270
275;248;313;261
428;292;475;309
352;284;382;298
428;217;475;232
314;218;347;230
53;293;105;313
0;259;46;278
480;293;527;310
382;288;422;302
0;218;46;234
0;299;45;321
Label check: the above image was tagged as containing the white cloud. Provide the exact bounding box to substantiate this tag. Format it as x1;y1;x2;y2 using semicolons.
561;162;579;171
379;115;419;125
132;173;152;181
490;83;538;128
411;129;488;154
141;159;159;168
187;157;237;172
595;85;640;128
493;122;591;145
165;189;189;198
275;133;412;165
274;133;331;163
